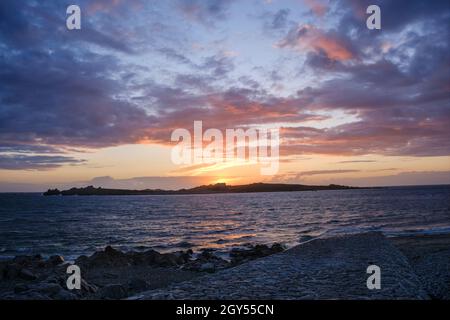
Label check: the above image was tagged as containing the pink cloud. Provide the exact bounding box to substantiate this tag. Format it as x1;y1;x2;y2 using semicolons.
278;24;356;61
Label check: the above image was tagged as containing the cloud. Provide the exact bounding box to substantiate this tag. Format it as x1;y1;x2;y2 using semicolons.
278;24;356;60
297;169;360;176
176;0;235;26
263;8;291;31
269;169;360;184
327;171;450;187
0;0;449;173
303;0;328;17
337;160;377;163
0;154;85;170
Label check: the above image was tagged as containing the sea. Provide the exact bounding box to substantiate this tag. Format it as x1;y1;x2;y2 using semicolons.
0;185;449;260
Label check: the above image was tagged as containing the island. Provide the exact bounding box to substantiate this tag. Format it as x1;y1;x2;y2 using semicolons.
43;182;361;196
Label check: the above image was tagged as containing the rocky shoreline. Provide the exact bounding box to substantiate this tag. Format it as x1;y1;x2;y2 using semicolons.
0;243;285;300
1;232;449;300
134;232;450;300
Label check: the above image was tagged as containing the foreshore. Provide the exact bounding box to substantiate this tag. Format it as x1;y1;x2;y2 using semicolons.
1;232;449;300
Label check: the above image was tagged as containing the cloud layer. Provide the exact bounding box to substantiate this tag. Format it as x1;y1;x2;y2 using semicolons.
0;0;449;171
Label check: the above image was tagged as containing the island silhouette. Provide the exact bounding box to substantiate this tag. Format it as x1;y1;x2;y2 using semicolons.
43;182;361;196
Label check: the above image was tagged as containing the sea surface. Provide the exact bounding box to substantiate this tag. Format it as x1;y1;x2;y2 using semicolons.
0;185;449;260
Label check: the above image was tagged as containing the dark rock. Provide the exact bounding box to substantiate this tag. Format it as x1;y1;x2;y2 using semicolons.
183;249;230;272
173;250;192;264
230;243;285;264
99;284;128;299
14;284;30;294
19;268;37;281
199;262;215;273
74;255;88;266
270;243;285;253
153;252;180;266
33;254;43;261
299;235;314;242
43;188;61;196
82;246;130;267
127;278;150;292
81;278;98;293
30;283;62;295
129;249;159;265
12;255;33;266
53;289;77;300
16;291;50;300
48;255;65;266
4;264;21;279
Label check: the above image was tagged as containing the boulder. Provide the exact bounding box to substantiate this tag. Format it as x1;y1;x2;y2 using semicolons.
199;262;215;273
127;278;150;292
81;278;98;293
19;268;37;281
14;284;30;294
48;255;65;266
30;282;62;295
53;289;77;300
12;256;33;266
230;243;285;264
99;284;128;299
4;263;21;279
159;253;182;266
82;246;130;267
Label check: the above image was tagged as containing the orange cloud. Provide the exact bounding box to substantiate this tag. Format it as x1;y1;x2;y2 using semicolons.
278;24;355;61
303;0;328;17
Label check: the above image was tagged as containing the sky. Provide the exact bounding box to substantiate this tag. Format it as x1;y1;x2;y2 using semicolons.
0;0;449;191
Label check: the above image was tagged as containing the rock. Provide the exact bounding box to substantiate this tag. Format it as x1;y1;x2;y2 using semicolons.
30;283;62;295
81;278;98;293
12;256;33;266
299;235;314;243
199;263;215;273
14;284;30;294
74;255;88;266
4;264;21;279
127;278;150;292
155;252;180;266
19;268;37;281
48;255;65;266
17;291;50;300
53;289;77;300
99;284;128;299
33;254;43;261
129;249;159;265
271;243;285;253
230;243;285;264
83;246;130;267
104;245;118;255
43;188;61;196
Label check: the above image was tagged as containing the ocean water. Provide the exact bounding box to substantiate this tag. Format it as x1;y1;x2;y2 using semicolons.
0;185;449;260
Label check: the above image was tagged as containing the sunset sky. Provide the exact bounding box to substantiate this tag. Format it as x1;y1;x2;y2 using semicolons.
0;0;449;191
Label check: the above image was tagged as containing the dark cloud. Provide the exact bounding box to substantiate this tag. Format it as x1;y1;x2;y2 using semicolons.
0;48;157;148
297;169;360;176
271;9;290;30
274;0;450;157
0;0;449;173
0;154;85;170
176;0;234;26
